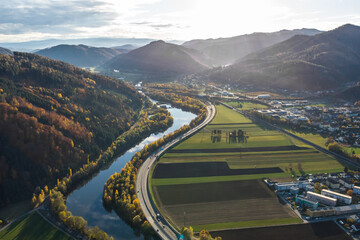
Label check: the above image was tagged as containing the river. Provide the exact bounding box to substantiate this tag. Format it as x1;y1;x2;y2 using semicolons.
66;101;196;240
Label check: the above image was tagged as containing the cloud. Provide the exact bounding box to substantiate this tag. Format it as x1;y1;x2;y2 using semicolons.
131;21;152;25
0;0;115;35
149;24;174;28
1;0;360;42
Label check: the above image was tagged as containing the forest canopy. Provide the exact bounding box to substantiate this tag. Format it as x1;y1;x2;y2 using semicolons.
0;52;143;206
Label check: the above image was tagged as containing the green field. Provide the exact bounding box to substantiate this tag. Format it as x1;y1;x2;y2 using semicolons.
226;101;268;110
167;104;343;178
0;201;31;222
208;105;252;124
150;104;345;231
0;212;72;240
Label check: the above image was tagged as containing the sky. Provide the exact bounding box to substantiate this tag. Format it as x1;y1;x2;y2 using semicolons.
1;0;360;43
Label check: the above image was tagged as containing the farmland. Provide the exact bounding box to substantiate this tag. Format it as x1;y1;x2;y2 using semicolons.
152;180;297;227
0;212;72;240
210;221;351;240
150;104;345;230
226;100;269;110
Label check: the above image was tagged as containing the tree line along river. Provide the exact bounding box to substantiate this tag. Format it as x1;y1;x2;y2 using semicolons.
66;99;196;240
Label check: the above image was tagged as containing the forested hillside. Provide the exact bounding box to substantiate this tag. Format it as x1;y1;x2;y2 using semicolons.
182;28;321;65
102;40;209;76
202;24;360;90
36;44;127;67
0;47;13;56
0;52;143;206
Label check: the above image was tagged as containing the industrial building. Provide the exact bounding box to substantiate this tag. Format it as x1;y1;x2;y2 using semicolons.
307;204;360;218
321;189;352;205
295;196;319;209
307;191;337;206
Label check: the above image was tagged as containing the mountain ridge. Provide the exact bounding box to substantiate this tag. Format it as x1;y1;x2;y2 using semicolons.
202;24;360;91
183;28;322;65
36;44;127;67
102;40;209;77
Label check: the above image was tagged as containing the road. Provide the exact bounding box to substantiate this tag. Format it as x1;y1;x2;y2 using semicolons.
220;102;360;170
136;101;216;240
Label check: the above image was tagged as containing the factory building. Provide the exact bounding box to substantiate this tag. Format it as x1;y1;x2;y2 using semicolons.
295;196;319;209
307;191;337;206
321;189;352;205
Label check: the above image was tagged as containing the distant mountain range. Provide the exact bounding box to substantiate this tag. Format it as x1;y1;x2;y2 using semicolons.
0;37;180;52
202;24;360;91
102;40;209;75
0;47;13;55
183;28;322;66
36;44;127;68
112;44;137;50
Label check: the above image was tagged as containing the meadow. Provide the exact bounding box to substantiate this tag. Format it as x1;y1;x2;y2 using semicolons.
0;212;72;240
226;100;269;110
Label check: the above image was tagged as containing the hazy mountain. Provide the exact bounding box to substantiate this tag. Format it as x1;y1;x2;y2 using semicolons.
0;37;157;52
204;24;360;91
183;28;322;66
112;44;137;50
103;40;209;76
36;44;126;67
0;47;13;56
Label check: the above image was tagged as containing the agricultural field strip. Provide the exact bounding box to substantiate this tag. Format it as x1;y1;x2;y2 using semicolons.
151;170;346;186
209;221;351;240
170;146;310;153
162;199;295;227
160;153;338;167
153;161;283;178
164;149;319;157
153;180;296;227
192;217;301;232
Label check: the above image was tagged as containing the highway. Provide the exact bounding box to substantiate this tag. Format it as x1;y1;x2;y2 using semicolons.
136;101;216;240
